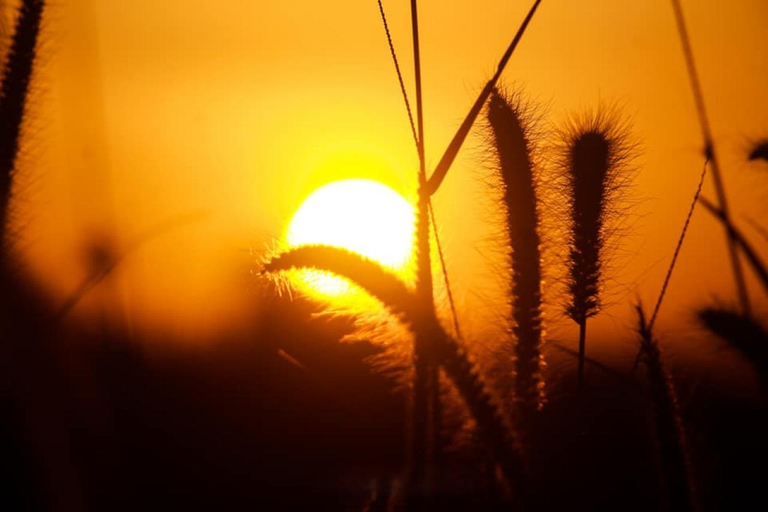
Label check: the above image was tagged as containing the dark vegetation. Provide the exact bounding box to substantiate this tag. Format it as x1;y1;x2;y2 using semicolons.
2;1;767;510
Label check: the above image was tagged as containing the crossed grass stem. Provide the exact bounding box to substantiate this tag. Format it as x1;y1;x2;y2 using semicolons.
373;0;543;498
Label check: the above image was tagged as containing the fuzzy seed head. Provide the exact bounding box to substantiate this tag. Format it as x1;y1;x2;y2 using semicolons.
485;87;545;415
554;109;635;325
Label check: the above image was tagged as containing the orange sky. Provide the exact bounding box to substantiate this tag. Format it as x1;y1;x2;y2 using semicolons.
8;0;768;357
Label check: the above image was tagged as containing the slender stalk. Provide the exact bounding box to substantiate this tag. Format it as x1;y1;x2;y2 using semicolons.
670;0;750;317
376;0;418;149
648;158;709;332
577;320;586;385
550;342;636;384
410;0;425;173
409;0;437;500
630;158;707;373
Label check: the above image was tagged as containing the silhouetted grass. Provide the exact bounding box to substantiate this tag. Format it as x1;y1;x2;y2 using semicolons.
408;1;440;496
380;1;545;501
555;109;633;385
636;304;698;512
670;0;751;317
0;0;44;237
263;244;527;503
485;87;544;434
646;158;709;333
2;1;768;510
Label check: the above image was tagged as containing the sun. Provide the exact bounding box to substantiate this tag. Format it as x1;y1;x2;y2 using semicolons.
286;179;415;298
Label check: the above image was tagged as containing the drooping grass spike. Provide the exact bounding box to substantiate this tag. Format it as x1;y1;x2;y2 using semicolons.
263;245;420;321
486;88;544;429
263;245;527;502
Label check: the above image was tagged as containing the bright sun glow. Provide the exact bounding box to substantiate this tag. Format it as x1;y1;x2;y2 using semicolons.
287;179;415;297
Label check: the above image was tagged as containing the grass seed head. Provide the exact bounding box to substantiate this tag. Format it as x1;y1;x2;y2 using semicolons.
554;107;635;325
485;86;545;416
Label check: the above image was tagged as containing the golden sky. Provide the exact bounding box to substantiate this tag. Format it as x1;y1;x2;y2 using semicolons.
9;0;768;353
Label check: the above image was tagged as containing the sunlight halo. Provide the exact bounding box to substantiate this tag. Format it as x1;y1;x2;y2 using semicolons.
286;179;415;297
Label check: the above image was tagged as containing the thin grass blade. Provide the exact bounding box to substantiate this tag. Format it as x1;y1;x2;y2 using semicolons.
424;0;542;196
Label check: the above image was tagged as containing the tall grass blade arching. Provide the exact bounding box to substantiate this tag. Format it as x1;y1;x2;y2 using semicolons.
263;244;528;501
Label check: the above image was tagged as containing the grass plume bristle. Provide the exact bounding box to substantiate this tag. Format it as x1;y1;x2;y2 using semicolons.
485;87;545;422
262;244;527;498
0;0;44;236
555;108;634;383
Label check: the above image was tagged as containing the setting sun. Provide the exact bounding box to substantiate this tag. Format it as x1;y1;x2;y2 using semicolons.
3;1;768;508
286;179;415;296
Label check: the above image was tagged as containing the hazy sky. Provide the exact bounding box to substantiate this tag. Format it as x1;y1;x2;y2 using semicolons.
10;1;768;353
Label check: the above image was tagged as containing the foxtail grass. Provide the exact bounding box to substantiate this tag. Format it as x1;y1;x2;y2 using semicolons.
485;87;544;430
636;304;698;512
556;109;633;385
263;245;527;503
382;2;543;499
0;0;45;239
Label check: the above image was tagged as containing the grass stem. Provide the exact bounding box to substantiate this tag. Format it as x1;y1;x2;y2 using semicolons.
670;0;750;317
